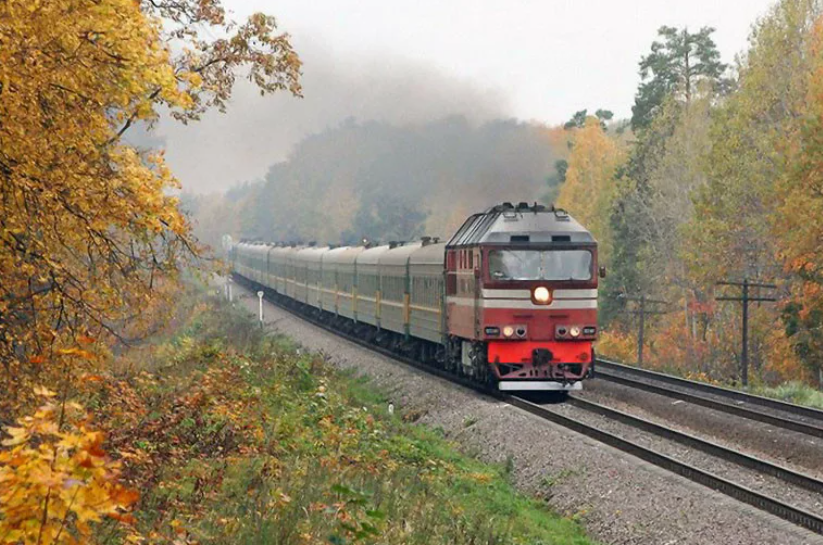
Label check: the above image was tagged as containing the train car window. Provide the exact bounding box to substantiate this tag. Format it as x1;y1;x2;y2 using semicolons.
488;249;592;281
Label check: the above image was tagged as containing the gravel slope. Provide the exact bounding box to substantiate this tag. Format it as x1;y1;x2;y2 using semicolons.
233;286;823;545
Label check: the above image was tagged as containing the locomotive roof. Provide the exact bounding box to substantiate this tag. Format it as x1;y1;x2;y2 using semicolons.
447;202;594;246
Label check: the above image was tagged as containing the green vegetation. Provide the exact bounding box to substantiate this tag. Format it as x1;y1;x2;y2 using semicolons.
108;294;595;544
752;381;823;410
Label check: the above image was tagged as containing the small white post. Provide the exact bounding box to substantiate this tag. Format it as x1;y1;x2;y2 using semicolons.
257;291;264;324
227;278;233;302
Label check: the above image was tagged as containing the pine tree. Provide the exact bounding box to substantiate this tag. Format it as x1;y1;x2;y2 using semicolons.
631;26;729;131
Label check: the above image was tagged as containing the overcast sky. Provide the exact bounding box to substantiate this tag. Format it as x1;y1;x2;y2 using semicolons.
159;0;777;193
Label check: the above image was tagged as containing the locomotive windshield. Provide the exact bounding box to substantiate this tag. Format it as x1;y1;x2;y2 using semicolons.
488;249;592;281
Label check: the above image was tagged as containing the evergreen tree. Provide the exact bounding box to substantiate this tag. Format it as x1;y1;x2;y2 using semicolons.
631;26;728;131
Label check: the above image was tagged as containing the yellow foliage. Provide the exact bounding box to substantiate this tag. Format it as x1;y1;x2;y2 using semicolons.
0;391;139;544
556;118;624;263
0;0;300;414
596;330;637;364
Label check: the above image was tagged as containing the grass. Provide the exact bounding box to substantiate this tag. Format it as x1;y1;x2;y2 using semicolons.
752;381;823;410
98;291;597;545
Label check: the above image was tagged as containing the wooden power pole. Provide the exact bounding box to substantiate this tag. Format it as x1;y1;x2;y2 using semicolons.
621;294;669;365
716;279;776;388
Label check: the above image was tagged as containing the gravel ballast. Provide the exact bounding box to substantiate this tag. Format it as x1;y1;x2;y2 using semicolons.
234;287;823;545
582;378;823;477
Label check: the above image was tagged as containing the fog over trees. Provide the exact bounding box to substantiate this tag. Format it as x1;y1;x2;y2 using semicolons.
158;43;512;194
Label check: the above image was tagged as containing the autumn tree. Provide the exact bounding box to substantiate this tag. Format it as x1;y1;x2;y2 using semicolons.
0;0;301;411
769;3;823;382
605;26;729;326
556;116;625;264
631;26;728;131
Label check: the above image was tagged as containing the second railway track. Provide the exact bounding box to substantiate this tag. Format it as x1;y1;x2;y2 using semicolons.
233;279;823;536
595;359;823;438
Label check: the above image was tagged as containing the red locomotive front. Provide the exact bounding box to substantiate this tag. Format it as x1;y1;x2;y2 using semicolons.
446;202;601;391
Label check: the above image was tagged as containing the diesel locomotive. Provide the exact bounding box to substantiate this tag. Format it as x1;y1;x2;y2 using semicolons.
231;202;602;392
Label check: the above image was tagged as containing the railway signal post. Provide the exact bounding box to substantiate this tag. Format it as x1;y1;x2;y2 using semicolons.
716;279;777;388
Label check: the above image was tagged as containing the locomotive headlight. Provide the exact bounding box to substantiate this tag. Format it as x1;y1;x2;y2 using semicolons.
569;326;581;338
533;286;551;304
502;325;515;338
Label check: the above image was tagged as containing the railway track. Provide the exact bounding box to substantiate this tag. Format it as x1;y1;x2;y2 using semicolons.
595;358;823;438
232;278;823;536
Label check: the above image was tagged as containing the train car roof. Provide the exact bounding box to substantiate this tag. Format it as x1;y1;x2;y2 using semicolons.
447;203;594;246
241;243;272;257
356;244;392;266
320;246;351;263
295;246;331;263
285;246;306;261
408;241;446;265
268;246;292;257
378;241;424;267
324;245;365;265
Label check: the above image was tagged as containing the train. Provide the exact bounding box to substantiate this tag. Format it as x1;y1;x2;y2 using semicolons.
230;202;602;393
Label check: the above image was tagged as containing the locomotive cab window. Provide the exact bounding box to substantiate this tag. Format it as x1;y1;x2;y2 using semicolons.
488;249;592;281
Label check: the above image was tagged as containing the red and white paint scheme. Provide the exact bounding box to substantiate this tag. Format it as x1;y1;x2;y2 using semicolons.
445;202;601;391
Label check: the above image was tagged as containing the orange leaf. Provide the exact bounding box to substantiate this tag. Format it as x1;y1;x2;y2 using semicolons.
112;488;140;508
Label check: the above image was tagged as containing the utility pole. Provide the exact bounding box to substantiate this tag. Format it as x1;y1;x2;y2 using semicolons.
620;294;669;365
716;279;776;388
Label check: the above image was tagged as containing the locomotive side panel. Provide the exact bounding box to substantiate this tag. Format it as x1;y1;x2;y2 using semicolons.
445;246;481;340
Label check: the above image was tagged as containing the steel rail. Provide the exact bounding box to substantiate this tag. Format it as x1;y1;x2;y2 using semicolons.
597;358;823;422
594;365;823;438
231;276;823;535
566;395;823;495
508;396;823;535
